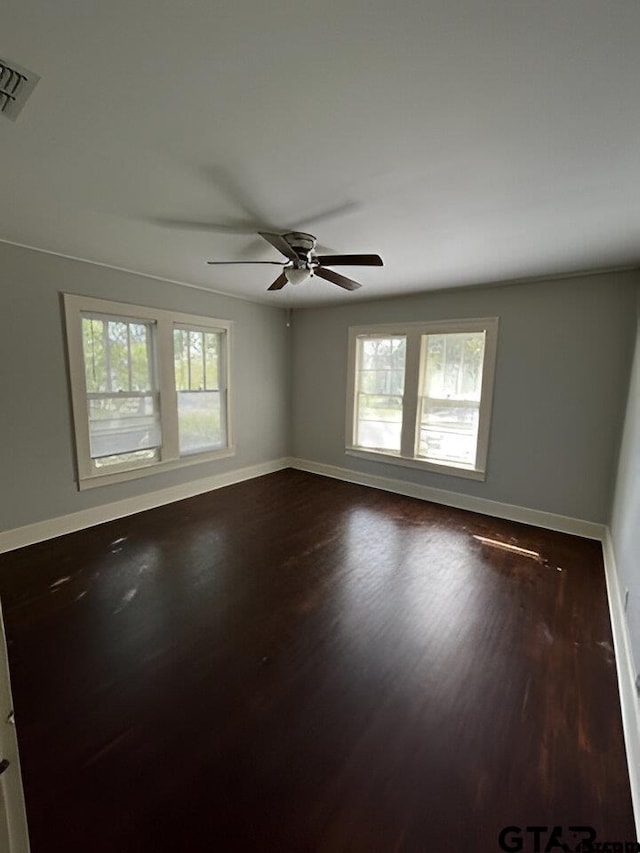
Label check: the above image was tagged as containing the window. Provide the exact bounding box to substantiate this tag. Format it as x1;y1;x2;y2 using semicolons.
347;318;498;480
64;294;233;488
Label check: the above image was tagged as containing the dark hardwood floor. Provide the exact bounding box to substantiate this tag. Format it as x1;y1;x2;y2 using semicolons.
0;469;634;852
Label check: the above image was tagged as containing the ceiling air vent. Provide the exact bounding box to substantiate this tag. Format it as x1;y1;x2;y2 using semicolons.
0;57;39;121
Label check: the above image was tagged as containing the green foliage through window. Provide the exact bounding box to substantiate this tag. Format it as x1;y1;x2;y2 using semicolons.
82;317;153;393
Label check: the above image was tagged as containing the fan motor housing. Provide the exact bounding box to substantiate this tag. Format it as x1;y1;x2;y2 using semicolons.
283;231;316;260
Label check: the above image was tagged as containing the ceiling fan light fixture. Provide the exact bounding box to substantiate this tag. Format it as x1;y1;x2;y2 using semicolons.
285;267;311;286
206;230;382;291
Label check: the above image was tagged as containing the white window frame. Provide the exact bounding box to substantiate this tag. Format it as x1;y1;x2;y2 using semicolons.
64;293;234;490
346;318;499;481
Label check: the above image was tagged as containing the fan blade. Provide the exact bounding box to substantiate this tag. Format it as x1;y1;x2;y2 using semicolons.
198;166;359;231
267;272;288;291
258;232;300;263
315;267;362;291
202;165;273;225
315;254;383;267
207;260;284;265
297;200;360;228
150;216;264;234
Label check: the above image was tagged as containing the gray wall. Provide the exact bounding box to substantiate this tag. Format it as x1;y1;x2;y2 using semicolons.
610;291;640;678
0;242;291;531
2;241;638;536
291;270;639;523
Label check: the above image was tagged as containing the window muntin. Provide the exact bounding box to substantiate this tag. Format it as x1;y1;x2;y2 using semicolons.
173;327;226;455
355;335;406;453
347;319;498;480
64;294;233;488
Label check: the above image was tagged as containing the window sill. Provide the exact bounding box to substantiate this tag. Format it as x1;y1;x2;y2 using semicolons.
78;446;236;490
345;448;486;481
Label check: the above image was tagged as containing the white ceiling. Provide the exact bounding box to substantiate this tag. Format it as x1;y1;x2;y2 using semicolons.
2;0;640;306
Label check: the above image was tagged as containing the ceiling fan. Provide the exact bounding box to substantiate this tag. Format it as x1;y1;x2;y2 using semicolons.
207;231;383;291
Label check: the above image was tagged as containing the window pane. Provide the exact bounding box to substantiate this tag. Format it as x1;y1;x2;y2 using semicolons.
94;449;157;469
355;336;406;452
177;391;224;454
189;331;204;389
129;323;151;391
107;321;129;391
174;329;188;391
82;317;153;393
418;402;479;465
88;395;161;459
204;333;220;390
174;329;223;391
82;318;107;393
355;393;403;452
358;369;405;395
360;337;406;370
423;332;485;401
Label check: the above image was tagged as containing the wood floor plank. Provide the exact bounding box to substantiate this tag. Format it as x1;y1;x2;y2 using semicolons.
0;470;634;852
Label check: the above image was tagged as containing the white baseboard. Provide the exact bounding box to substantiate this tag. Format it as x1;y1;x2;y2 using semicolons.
0;458;291;554
2;455;605;556
290;457;606;540
602;530;640;839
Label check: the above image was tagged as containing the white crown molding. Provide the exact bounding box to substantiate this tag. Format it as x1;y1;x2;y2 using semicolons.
0;458;291;554
0;238;268;305
602;529;640;839
289;457;606;539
